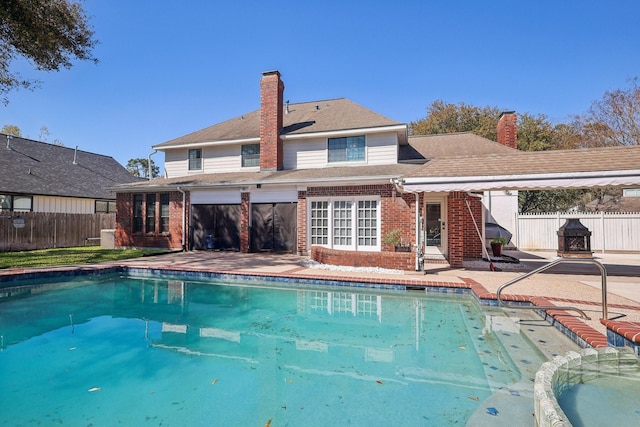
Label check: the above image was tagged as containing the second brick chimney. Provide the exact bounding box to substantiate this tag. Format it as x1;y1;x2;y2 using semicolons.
497;111;518;150
260;70;285;171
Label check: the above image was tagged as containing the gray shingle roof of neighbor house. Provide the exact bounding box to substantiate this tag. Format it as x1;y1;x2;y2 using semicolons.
0;134;142;199
153;98;405;148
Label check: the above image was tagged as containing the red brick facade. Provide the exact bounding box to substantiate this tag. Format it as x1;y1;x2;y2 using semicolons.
447;192;483;267
497;111;518;149
240;192;250;252
115;191;187;249
259;71;284;171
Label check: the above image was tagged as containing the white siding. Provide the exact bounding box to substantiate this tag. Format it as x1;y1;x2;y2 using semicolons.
284;138;326;169
365;132;398;165
283;131;398;169
164;149;185;178
164;146;260;178
190;189;241;204
251;186;298;203
33;196;94;213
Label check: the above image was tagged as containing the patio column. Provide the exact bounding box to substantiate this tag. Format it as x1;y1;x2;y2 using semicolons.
240;191;250;252
447;192;483;267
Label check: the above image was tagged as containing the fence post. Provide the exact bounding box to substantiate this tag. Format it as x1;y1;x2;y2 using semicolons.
600;211;605;254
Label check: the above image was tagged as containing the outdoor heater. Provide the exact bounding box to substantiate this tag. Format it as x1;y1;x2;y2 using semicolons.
557;218;593;258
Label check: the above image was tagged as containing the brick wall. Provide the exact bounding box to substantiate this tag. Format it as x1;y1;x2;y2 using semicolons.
259;71;284;171
304;183;416;268
312;246;414;271
240;192;250;252
497;111;517;149
115;191;186;249
447;192;483;267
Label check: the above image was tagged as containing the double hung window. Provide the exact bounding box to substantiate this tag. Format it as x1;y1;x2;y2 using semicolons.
188;149;202;171
328;136;365;163
241;144;260;167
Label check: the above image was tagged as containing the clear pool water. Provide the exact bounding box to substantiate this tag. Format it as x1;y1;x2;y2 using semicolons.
558;373;640;426
0;274;542;426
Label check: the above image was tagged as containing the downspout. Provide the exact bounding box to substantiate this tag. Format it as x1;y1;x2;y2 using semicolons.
148;150;158;180
177;186;186;251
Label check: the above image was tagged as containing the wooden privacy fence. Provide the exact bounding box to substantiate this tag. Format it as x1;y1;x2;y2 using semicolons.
516;211;640;252
0;212;115;251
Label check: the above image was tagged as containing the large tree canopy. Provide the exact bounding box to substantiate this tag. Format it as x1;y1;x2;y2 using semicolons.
572;78;640;147
0;0;98;104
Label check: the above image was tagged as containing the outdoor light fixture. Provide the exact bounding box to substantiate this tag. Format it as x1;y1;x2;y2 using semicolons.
12;216;26;229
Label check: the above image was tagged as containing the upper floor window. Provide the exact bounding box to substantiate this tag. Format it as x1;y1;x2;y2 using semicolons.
328;136;365;163
188;149;202;171
241;144;260;167
0;194;33;212
95;200;116;213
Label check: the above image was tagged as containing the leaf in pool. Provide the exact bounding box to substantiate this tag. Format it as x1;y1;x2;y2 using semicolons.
87;387;101;392
510;390;520;396
486;407;499;416
211;379;219;385
458;346;466;350
468;396;479;401
376;380;383;385
264;419;272;427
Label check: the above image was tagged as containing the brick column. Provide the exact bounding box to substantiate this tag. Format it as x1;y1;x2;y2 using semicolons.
297;190;307;255
447;192;483;267
240;191;250;252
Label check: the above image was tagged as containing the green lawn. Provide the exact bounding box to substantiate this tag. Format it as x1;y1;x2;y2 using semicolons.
0;247;167;269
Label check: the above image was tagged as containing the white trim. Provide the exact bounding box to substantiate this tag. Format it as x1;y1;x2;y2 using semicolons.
281;124;406;141
154;137;261;150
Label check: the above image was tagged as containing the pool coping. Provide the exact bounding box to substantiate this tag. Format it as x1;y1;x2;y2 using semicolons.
1;263;637;353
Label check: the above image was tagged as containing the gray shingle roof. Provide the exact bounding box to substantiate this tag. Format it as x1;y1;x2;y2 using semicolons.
115;164;422;190
0;134;142;199
400;133;521;162
405;145;640;178
153;98;404;148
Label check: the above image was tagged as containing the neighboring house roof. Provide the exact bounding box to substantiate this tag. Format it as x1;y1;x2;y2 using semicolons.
401;145;640;192
114;163;422;191
399;132;521;163
0;134;141;199
153;98;405;148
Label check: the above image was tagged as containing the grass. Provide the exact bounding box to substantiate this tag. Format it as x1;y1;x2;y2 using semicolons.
0;246;168;269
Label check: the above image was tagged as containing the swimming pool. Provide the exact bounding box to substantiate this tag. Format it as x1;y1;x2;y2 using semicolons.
0;273;572;426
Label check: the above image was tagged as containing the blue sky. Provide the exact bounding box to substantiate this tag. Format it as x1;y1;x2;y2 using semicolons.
3;0;639;171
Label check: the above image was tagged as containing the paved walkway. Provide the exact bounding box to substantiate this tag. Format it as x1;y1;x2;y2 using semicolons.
109;249;640;346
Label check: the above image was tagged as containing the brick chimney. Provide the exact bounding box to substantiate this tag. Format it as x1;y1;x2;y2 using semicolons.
497;111;517;150
260;70;284;171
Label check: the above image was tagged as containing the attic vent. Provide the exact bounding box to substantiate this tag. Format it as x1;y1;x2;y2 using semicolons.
73;145;78;165
5;135;12;150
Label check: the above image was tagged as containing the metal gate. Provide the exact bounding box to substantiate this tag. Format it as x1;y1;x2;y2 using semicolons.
250;203;297;253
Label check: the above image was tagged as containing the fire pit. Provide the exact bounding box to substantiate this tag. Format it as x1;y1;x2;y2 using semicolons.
557;218;592;258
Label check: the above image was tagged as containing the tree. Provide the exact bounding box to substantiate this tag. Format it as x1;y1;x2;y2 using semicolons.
1;124;22;136
127;158;160;179
0;0;98;104
571;78;640;147
410;101;502;140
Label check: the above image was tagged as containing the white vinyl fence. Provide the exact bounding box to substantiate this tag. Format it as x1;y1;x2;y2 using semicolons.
516;212;640;253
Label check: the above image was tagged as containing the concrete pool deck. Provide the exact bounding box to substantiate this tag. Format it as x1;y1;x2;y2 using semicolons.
108;249;640;350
